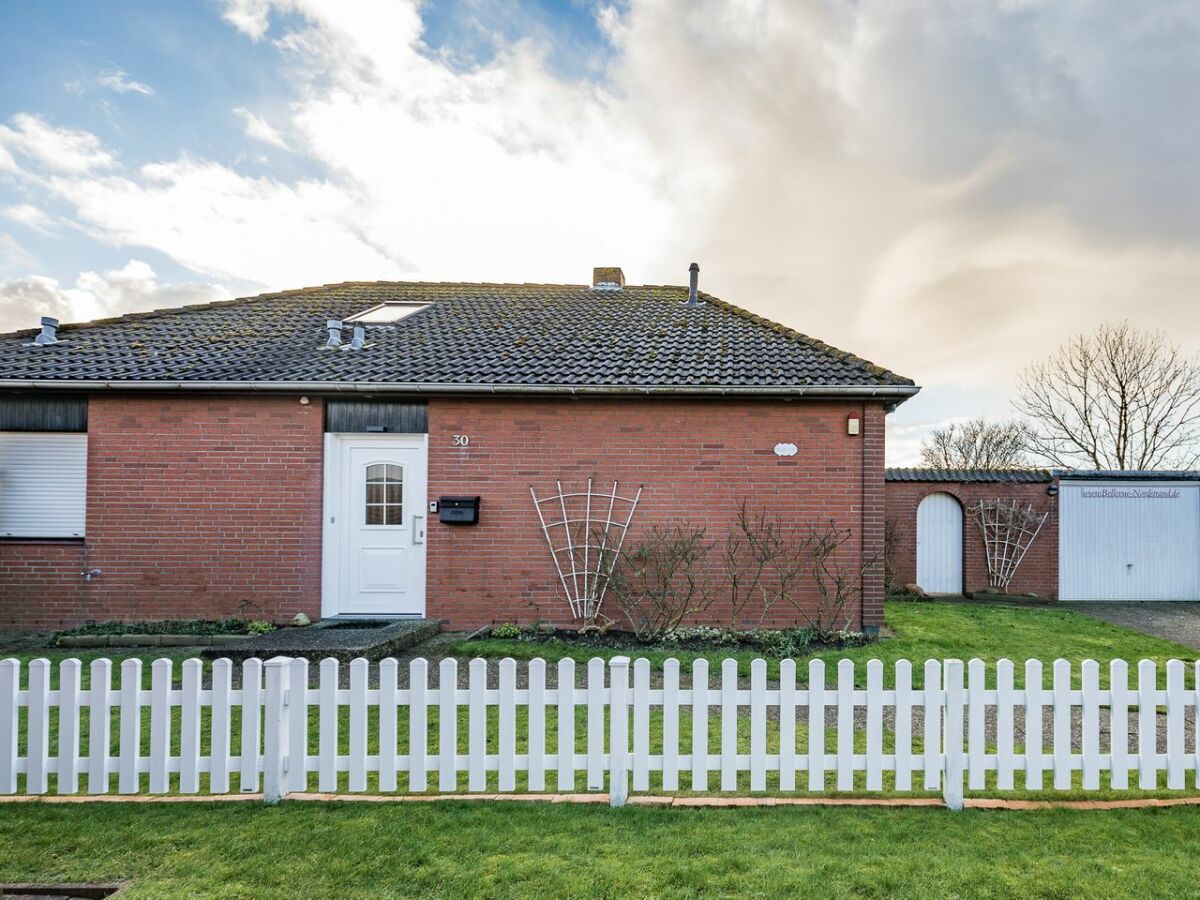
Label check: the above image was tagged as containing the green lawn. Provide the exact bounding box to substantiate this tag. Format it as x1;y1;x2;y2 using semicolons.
1;800;1198;898
4;606;1200;896
453;601;1200;686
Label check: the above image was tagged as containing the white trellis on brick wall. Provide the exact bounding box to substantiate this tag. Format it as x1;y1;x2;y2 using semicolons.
968;499;1049;591
530;478;642;622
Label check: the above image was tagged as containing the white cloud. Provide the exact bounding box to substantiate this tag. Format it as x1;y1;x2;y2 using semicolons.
233;107;288;148
0;275;75;333
2;204;55;235
0;260;225;334
4;0;1200;464
0;113;114;174
0;234;39;275
222;0;274;41
47;159;403;286
96;69;155;96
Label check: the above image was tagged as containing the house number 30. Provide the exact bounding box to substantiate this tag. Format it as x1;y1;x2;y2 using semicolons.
452;434;470;447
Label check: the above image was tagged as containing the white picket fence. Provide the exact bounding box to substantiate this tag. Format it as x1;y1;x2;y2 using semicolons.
2;655;1198;808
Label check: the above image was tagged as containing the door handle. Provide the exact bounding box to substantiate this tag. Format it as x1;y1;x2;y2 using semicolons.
413;515;425;545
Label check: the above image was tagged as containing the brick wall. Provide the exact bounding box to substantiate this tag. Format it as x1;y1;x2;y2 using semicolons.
2;393;889;631
427;396;887;631
0;394;325;628
883;479;1059;598
0;543;88;627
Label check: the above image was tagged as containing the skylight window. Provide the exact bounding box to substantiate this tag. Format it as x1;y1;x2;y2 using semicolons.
345;302;429;324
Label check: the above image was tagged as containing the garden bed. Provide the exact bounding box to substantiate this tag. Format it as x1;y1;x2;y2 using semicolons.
54;618;275;649
474;624;871;659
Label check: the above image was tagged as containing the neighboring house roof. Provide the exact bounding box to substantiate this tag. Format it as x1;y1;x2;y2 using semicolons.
887;467;1200;483
0;281;918;399
885;467;1054;483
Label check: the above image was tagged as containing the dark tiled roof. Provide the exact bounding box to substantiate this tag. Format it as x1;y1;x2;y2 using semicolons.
886;467;1053;483
0;281;917;396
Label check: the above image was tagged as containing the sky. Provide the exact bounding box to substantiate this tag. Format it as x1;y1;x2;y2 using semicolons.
1;0;1199;464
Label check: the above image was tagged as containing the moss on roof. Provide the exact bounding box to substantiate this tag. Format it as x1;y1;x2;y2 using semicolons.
0;280;917;393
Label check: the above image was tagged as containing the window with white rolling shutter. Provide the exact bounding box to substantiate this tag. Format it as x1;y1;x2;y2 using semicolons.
0;432;87;537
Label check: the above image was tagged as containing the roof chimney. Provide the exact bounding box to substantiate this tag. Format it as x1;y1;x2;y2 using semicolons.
325;319;343;348
686;263;699;307
592;267;625;291
34;316;59;345
343;325;366;351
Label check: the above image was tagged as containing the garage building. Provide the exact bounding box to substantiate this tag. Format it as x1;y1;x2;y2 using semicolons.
885;469;1200;601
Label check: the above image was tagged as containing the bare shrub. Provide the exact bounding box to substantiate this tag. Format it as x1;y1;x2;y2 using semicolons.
607;522;717;641
883;518;903;595
804;520;874;639
719;501;808;628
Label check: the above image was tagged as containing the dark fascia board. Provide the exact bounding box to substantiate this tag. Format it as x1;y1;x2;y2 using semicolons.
0;393;87;431
325;399;428;434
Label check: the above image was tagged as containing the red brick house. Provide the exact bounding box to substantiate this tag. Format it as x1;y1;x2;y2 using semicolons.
0;267;919;631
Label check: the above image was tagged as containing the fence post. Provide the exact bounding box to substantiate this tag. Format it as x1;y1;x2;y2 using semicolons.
609;656;630;808
942;659;965;811
263;656;292;804
0;658;17;795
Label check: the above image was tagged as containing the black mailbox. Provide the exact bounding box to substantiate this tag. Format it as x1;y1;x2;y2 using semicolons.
438;496;480;525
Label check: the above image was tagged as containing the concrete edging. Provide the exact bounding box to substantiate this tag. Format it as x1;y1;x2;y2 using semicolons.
4;792;1200;811
56;634;258;648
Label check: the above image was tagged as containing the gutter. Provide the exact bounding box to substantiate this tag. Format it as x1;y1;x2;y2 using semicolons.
0;379;920;400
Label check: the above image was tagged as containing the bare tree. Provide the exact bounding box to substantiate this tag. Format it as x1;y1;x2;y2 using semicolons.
1016;322;1200;470
919;417;1030;469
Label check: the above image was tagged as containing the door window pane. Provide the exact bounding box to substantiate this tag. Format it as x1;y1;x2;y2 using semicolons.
364;463;403;526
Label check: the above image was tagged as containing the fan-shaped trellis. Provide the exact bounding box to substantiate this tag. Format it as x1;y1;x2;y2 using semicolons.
968;498;1049;591
530;479;643;622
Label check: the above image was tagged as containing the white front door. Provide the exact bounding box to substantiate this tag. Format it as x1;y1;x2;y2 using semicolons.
322;434;428;617
916;492;964;595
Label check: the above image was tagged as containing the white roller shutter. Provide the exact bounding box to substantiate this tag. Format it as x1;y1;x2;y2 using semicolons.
0;432;87;537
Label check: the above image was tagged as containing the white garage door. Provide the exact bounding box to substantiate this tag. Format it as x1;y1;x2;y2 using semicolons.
917;492;964;594
1059;481;1200;601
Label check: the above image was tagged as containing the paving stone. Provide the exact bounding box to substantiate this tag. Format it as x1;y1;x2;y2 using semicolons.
204;618;441;663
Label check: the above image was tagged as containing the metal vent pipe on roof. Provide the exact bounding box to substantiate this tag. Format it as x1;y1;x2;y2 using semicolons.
345;325;366;351
34;317;59;345
325;320;343;348
687;263;699;307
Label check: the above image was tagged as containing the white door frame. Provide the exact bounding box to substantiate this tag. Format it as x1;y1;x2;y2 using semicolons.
321;433;428;618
